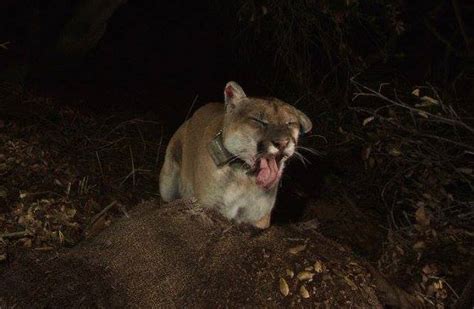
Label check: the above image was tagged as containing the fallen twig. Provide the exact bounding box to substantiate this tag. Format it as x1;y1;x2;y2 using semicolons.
0;41;10;50
119;204;130;218
0;230;30;239
96;151;104;176
130;145;135;187
89;201;118;225
154;126;164;169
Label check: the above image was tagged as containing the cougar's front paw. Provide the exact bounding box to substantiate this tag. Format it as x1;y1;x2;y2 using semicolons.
253;213;271;229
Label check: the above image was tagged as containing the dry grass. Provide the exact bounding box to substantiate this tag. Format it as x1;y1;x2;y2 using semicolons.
347;79;474;306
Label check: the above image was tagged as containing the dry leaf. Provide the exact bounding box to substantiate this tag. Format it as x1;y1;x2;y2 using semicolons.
420;96;439;105
361;146;371;161
422;264;436;275
433;280;443;290
413;241;426;250
362;116;374;126
22;238;32;248
65;208;77;219
388;148;402;157
297;271;314;281
422;193;432;200
418;111;429;118
456;167;472;175
344;276;358;290
279;278;289;296
415;206;430;226
314;260;324;273
286;269;294;278
412;89;420;97
299;285;310;298
288;244;306;255
58;230;65;245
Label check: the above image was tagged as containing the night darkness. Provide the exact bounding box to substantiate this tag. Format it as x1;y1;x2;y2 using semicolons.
1;1;473;307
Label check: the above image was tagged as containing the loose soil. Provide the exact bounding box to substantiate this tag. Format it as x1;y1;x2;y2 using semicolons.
1;200;418;308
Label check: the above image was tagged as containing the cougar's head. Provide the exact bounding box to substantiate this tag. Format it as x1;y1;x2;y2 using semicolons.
221;81;312;190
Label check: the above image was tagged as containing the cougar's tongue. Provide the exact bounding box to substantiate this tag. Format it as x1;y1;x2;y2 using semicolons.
256;157;281;190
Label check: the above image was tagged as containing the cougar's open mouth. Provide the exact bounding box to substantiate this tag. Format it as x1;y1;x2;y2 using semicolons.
254;154;286;190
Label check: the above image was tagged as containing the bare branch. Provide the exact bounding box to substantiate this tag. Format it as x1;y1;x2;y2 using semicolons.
0;41;10;50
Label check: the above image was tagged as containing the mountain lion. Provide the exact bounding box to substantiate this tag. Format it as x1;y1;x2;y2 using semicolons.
159;81;312;229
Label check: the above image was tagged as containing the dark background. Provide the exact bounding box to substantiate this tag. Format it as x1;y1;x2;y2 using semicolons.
1;0;263;122
1;0;472;116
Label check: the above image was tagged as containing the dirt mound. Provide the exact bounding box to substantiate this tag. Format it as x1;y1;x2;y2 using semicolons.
1;199;408;308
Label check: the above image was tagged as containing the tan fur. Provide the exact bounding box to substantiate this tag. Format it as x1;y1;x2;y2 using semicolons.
159;82;312;228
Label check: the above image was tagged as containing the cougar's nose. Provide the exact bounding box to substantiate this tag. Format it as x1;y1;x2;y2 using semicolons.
271;138;289;151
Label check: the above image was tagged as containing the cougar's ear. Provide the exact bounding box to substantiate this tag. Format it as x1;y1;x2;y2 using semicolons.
224;81;247;111
296;109;312;134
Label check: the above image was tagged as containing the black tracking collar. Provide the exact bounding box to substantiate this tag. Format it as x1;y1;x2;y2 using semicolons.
208;131;252;171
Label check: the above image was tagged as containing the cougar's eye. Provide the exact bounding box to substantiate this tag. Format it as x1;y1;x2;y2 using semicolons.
250;117;268;128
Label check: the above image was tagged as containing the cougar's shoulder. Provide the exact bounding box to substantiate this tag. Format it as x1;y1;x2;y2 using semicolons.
183;103;224;141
